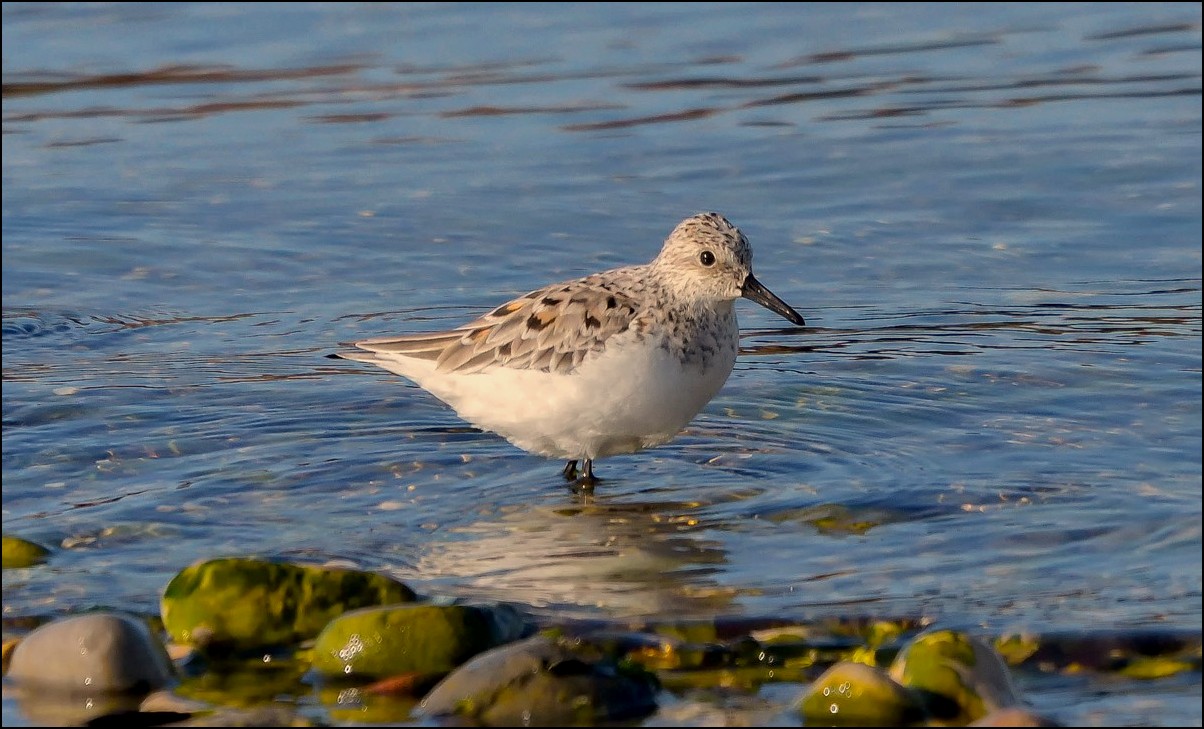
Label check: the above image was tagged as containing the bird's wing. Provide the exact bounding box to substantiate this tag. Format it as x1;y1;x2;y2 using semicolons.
352;272;645;375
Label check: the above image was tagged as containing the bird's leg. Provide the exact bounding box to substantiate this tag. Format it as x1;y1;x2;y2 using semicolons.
577;459;599;489
563;459;599;490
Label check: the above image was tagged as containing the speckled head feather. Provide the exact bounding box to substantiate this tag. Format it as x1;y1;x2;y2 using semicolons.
663;212;753;268
649;212;754;303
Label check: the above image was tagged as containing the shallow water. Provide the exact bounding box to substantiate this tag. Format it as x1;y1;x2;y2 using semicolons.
2;2;1201;726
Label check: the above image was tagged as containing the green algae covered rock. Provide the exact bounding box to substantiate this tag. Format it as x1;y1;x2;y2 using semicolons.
161;557;417;651
1117;655;1198;679
797;661;924;725
416;634;658;725
313;603;528;678
889;629;1020;723
2;535;50;569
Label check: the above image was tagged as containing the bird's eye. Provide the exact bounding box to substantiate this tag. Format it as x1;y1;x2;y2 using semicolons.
699;251;716;266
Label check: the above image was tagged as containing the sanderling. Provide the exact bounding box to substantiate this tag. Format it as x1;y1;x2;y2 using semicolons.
335;212;805;487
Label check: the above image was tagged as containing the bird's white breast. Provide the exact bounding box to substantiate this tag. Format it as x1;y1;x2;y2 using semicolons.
376;320;739;461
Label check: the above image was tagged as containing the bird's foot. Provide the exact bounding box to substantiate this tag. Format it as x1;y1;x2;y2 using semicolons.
562;459;598;491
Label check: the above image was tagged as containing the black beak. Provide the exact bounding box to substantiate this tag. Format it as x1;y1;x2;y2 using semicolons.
741;274;805;326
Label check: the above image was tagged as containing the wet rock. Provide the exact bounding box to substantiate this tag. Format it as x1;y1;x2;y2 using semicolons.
6;612;174;692
161;705;309;726
796;661;925;725
2;637;20;674
1117;655;1198;679
2;534;50;568
171;650;312;707
6;612;175;724
995;629;1202;675
140;689;213;714
889;629;1021;723
568;629;713;671
415;634;658;726
312;602;529;678
13;690;145;726
994;632;1041;666
657;663;814;692
764;502;896;535
651;620;721;644
161;557;416;652
318;683;420;725
364;671;444;696
744;619;913;670
125;692;313;727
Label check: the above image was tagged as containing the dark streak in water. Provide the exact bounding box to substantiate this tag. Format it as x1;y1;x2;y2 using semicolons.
1086;22;1199;41
43;137;121;148
741;84;887;107
562;107;720;131
998;87;1202;106
307;112;395;124
819;88;1201;120
393;57;558;76
439;102;624;118
71;488;150;509
1;63;365;97
775;35;1000;67
897;72;1202;95
1140;42;1204;56
625;74;824;90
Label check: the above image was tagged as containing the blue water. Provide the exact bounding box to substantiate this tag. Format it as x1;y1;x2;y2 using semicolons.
3;2;1201;726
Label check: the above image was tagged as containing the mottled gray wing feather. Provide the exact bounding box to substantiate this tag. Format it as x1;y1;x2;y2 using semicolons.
353;272;644;375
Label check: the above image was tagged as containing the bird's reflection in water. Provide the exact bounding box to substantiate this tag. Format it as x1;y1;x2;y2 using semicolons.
414;492;736;619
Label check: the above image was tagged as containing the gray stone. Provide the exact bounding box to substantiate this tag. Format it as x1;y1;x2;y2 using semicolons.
7;612;174;693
